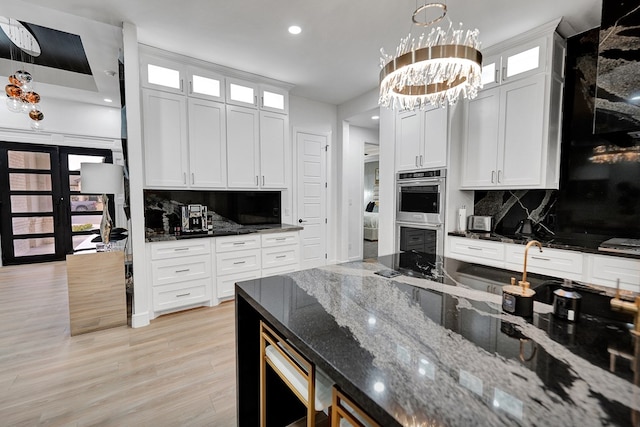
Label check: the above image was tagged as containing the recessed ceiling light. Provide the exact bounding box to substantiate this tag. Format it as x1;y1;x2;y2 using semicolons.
371;115;380;120
288;25;302;35
103;98;113;103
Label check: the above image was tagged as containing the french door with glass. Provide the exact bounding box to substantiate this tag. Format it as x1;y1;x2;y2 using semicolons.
0;142;113;265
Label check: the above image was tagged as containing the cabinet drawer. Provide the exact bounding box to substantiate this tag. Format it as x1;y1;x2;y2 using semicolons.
262;246;299;269
215;234;260;252
152;280;211;312
261;232;299;248
587;255;640;292
216;249;261;275
217;271;261;299
150;239;211;260
151;255;211;286
448;237;505;268
505;244;583;280
262;264;298;278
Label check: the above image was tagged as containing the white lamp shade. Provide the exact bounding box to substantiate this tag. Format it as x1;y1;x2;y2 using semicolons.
80;163;124;194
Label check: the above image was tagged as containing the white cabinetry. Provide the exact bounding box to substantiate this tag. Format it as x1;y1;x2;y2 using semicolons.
227;105;260;188
395;106;447;172
448;236;505;268
586;255;640;292
142;89;226;189
447;236;639;292
261;232;300;276
215;234;262;299
504;243;583;281
140;47;290;190
142;89;189;188
226;107;288;189
149;240;213;314
460;21;565;190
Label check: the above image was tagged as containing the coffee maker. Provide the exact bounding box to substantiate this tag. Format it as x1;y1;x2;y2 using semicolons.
181;204;207;233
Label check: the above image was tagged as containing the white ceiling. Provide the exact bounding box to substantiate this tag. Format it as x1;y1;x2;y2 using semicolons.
12;0;602;110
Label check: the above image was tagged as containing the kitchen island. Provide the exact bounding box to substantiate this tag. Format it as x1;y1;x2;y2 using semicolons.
235;254;639;426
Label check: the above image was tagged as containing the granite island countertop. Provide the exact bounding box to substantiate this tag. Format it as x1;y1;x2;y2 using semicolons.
235;254;639;426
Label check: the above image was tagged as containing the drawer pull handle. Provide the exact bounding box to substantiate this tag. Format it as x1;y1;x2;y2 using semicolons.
174;248;189;252
275;237;286;241
233;242;246;246
233;261;246;265
467;246;483;251
175;269;190;273
531;256;550;261
176;292;191;297
276;255;287;259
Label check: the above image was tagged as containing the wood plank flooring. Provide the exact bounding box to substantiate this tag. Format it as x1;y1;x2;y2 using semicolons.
0;261;237;426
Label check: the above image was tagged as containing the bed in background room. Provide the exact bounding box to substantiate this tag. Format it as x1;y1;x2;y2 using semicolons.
364;201;379;241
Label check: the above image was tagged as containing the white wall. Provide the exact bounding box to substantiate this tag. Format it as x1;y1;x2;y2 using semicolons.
337;89;379;261
378;105;396;255
288;95;338;263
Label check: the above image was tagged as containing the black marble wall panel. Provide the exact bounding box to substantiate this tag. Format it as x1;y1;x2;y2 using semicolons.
595;0;640;133
144;190;281;233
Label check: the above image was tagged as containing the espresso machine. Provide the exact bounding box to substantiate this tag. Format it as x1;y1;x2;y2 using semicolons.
181;204;207;233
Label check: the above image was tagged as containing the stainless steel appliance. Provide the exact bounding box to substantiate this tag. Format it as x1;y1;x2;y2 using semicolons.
396;169;445;224
467;215;492;232
181;204;207;233
396;169;446;258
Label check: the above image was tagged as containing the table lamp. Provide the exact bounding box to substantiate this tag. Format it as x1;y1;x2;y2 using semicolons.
80;162;124;246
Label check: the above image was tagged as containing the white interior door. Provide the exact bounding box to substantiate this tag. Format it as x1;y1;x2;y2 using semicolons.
296;131;327;270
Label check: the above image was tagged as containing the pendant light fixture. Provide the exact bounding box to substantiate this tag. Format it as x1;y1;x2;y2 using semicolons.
1;16;45;130
379;2;483;110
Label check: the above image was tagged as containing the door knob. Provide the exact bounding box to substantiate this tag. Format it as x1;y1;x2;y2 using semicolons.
298;219;307;223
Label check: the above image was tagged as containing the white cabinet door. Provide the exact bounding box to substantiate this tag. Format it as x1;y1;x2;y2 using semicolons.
140;53;185;94
188;98;227;188
395;110;422;171
448;236;505;269
423;106;447;169
504;243;583;281
226;77;258;108
499;74;546;187
260;84;288;114
226;105;259;188
587;255;640;292
142;89;188;188
260;111;288;188
461;89;500;188
186;65;224;102
501;37;548;84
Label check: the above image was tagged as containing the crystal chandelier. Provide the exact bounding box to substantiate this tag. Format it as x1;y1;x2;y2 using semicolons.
379;2;482;110
1;17;45;130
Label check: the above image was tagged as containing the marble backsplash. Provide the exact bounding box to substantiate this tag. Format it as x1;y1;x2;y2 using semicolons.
473;190;558;237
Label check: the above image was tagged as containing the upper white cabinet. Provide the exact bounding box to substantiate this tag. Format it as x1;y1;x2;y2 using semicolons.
395;105;447;172
226;106;288;189
187;66;225;102
142;89;189;188
460;20;565;190
140;46;290;190
227;105;260;188
142;88;226;189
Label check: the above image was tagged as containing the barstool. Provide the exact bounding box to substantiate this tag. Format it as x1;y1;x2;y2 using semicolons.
331;386;379;427
260;320;333;426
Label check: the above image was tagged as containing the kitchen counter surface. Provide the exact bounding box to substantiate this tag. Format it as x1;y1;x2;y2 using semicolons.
235;254;639;426
145;223;302;242
449;231;640;260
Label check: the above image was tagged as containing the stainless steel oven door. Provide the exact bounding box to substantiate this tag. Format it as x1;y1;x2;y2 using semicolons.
396;222;444;258
396;178;445;224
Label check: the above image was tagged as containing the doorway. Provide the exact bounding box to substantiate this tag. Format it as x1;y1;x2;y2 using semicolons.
0;142;113;265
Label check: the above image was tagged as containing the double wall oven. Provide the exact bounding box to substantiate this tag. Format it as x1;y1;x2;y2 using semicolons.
396;169;446;263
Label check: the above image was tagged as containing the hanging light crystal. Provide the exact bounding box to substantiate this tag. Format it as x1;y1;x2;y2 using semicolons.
379;2;482;110
1;17;44;129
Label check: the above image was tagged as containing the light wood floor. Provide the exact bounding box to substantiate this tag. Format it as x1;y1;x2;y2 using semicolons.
0;261;237;426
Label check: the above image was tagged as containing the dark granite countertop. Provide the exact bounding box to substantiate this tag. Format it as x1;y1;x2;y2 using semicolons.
449;231;640;260
145;223;302;242
236;254;639;426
